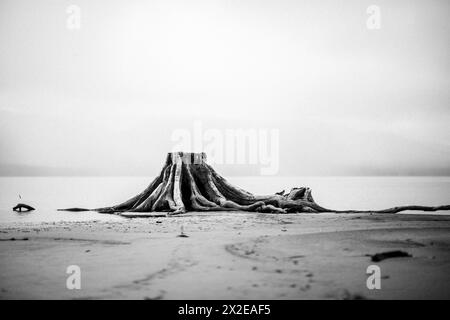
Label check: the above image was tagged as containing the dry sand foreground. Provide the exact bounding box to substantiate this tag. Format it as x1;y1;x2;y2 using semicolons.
0;212;449;299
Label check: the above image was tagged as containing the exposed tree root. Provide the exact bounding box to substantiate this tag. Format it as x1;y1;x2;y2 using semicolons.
58;152;450;216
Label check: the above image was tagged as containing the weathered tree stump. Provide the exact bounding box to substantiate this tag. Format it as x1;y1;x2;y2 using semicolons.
59;152;450;216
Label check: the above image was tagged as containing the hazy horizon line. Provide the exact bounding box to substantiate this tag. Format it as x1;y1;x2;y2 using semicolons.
1;163;449;178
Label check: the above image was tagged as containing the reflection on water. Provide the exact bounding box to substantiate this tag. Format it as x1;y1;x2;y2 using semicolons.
0;176;449;224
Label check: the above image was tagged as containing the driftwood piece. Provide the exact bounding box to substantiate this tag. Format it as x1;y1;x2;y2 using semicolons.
57;208;90;212
13;203;35;212
59;152;450;216
371;250;412;262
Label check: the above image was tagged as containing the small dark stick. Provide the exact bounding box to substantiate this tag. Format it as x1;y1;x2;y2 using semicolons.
177;225;189;238
57;208;91;212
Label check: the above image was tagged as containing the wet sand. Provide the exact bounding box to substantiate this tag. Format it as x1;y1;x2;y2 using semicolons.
0;212;449;299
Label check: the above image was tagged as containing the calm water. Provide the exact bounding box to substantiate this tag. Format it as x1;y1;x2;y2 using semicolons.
0;176;449;224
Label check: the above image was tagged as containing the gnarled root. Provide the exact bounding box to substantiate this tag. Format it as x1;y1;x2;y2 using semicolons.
58;152;450;216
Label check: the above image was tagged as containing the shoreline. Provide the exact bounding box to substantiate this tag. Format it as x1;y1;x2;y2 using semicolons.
1;212;449;299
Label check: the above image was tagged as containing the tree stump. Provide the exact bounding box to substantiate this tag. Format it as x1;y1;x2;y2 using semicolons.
60;152;450;216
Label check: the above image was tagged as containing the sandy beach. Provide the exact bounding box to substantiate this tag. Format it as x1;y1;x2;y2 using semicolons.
0;212;449;300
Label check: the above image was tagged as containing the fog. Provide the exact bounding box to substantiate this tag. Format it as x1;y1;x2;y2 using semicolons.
1;0;449;176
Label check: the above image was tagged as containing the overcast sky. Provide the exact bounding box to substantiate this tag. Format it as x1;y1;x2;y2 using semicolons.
0;0;449;176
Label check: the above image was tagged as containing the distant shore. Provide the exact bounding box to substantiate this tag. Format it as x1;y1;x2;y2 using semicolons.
0;212;449;299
